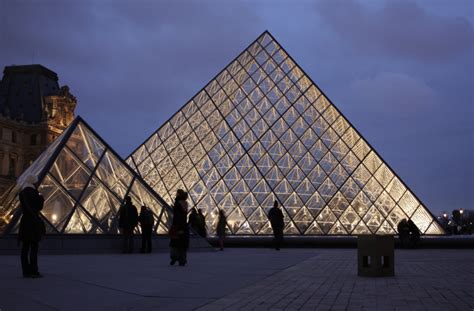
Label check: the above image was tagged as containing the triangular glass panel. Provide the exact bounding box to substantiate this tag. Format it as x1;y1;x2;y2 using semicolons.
339;206;361;234
227;206;246;234
64;206;104;234
316;207;337;234
305;221;324;235
293;207;314;233
328;221;348;235
236;221;254;235
425;221;444;235
376;220;395;235
247;207;268;233
352;221;371;235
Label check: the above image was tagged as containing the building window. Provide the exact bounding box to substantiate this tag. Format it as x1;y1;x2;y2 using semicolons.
30;134;37;145
12;131;17;143
8;158;16;176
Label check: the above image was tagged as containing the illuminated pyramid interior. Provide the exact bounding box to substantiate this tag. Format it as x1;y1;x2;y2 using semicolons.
0;117;171;235
127;31;444;236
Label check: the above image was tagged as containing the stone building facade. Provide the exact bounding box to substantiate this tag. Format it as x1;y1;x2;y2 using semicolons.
0;64;76;196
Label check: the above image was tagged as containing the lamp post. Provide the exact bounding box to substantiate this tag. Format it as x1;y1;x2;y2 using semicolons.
459;209;464;233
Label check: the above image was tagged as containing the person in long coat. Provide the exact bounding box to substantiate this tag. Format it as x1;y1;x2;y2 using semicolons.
397;219;410;248
119;196;138;253
268;200;284;250
216;209;226;251
18;175;45;278
169;189;189;266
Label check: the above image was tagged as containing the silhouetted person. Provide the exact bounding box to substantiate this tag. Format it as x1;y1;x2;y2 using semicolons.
268;200;284;250
119;196;138;253
197;209;207;238
139;205;154;253
169;189;189;266
188;208;199;235
216;209;227;251
407;219;421;248
397;219;410;248
19;175;45;278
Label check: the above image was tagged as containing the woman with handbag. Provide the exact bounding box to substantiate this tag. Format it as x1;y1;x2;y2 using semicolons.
18;175;45;278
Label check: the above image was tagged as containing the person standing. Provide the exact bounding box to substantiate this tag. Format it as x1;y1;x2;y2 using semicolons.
138;205;154;253
268;200;284;250
19;175;45;278
407;219;421;248
169;189;189;266
397;219;409;248
119;196;138;253
216;209;227;251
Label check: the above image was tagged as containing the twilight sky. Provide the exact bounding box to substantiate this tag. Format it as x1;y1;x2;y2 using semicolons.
1;0;473;215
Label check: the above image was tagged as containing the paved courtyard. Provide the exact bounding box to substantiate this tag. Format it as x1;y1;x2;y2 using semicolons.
0;248;472;310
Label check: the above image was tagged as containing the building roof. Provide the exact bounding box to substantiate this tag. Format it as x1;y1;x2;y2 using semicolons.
0;64;61;123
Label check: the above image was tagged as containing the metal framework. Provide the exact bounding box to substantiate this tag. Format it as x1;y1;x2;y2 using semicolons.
127;31;444;236
0;117;172;235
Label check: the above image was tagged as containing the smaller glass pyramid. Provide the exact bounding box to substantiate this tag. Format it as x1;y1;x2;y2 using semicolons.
0;117;172;235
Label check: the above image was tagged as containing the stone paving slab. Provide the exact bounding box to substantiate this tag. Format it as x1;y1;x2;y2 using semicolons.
0;248;317;310
0;248;473;310
197;249;474;311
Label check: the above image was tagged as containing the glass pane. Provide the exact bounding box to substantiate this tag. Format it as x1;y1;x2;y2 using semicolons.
95;151;133;199
66;124;105;170
128;179;165;224
64;206;103;234
80;177;120;233
50;147;91;199
40;175;76;231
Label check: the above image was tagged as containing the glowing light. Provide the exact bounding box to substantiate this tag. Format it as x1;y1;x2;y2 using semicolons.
52;214;58;221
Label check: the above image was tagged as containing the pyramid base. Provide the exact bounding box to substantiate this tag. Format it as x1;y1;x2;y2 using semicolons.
205;235;473;249
0;234;212;255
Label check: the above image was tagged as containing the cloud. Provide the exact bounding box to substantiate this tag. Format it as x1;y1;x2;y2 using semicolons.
315;0;474;61
348;72;438;117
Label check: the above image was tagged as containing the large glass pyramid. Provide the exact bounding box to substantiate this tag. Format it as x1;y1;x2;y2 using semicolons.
0;117;172;235
127;31;443;236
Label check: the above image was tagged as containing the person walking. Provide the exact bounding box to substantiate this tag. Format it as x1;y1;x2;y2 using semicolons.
169;189;189;266
268;200;284;250
138;205;154;253
19;175;45;278
119;196;138;253
216;209;227;251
